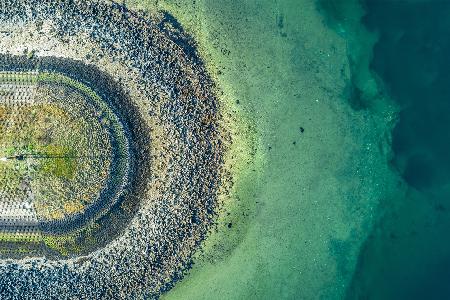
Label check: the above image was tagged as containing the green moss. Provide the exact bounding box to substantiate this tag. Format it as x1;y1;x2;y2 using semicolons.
0;70;129;257
42;222;100;256
37;145;77;179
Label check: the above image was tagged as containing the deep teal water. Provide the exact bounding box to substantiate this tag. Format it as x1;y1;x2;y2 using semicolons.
364;0;450;191
345;1;450;299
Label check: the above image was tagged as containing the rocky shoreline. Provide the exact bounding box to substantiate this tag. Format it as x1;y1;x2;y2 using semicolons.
0;0;223;298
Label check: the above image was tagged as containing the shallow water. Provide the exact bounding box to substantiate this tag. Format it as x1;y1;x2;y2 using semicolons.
124;0;450;299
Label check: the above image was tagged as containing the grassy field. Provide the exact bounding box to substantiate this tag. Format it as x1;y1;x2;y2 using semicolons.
0;71;128;256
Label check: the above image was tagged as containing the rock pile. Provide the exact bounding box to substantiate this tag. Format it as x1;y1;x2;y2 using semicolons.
0;0;223;298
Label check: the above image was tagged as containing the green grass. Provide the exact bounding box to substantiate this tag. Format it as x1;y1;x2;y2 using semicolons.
0;70;128;256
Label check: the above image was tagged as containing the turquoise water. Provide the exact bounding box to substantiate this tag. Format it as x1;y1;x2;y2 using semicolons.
345;1;450;299
122;0;450;299
319;0;450;298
